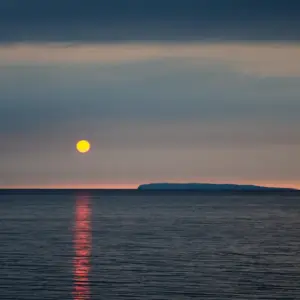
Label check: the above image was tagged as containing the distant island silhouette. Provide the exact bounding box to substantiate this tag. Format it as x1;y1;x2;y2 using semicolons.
138;183;297;191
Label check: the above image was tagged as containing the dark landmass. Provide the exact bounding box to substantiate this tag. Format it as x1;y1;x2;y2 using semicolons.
138;183;298;192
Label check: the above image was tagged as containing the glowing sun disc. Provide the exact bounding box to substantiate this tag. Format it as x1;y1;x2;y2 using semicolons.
76;140;91;153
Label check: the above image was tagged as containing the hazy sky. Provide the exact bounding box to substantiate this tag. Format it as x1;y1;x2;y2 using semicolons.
1;1;300;188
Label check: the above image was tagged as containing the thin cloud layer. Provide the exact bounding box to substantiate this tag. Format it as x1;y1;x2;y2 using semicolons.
0;0;299;42
1;43;300;76
0;59;299;138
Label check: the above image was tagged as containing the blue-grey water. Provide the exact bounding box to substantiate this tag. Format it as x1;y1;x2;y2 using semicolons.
0;192;300;299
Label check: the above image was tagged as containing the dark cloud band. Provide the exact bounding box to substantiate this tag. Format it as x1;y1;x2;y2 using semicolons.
1;0;299;42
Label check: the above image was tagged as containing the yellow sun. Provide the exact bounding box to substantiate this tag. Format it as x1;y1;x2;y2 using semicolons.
76;140;91;153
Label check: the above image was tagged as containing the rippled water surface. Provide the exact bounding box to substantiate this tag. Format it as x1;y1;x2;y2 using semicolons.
1;192;300;299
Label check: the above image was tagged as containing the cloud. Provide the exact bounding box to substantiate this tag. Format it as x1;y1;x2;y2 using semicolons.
0;0;299;42
0;58;299;139
1;43;300;77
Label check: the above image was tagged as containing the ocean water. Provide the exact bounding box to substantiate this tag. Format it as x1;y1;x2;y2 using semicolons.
0;192;300;299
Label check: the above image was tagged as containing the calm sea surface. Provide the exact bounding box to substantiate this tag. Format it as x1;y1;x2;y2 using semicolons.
0;192;300;299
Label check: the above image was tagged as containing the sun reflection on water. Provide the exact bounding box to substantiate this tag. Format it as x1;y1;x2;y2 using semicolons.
73;195;91;300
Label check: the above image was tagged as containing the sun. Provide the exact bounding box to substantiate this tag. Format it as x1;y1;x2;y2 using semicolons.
76;140;91;154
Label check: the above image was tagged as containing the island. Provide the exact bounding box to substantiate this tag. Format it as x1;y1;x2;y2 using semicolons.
138;183;297;192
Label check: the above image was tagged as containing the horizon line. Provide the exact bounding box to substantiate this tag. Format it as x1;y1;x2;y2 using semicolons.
1;181;299;190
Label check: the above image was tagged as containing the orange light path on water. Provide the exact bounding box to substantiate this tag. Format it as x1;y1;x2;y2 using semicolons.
73;195;91;300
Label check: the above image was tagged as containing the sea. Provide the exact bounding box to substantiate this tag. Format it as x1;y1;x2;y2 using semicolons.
0;191;300;299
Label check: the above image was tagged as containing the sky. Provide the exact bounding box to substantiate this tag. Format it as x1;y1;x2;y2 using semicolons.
0;0;300;189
